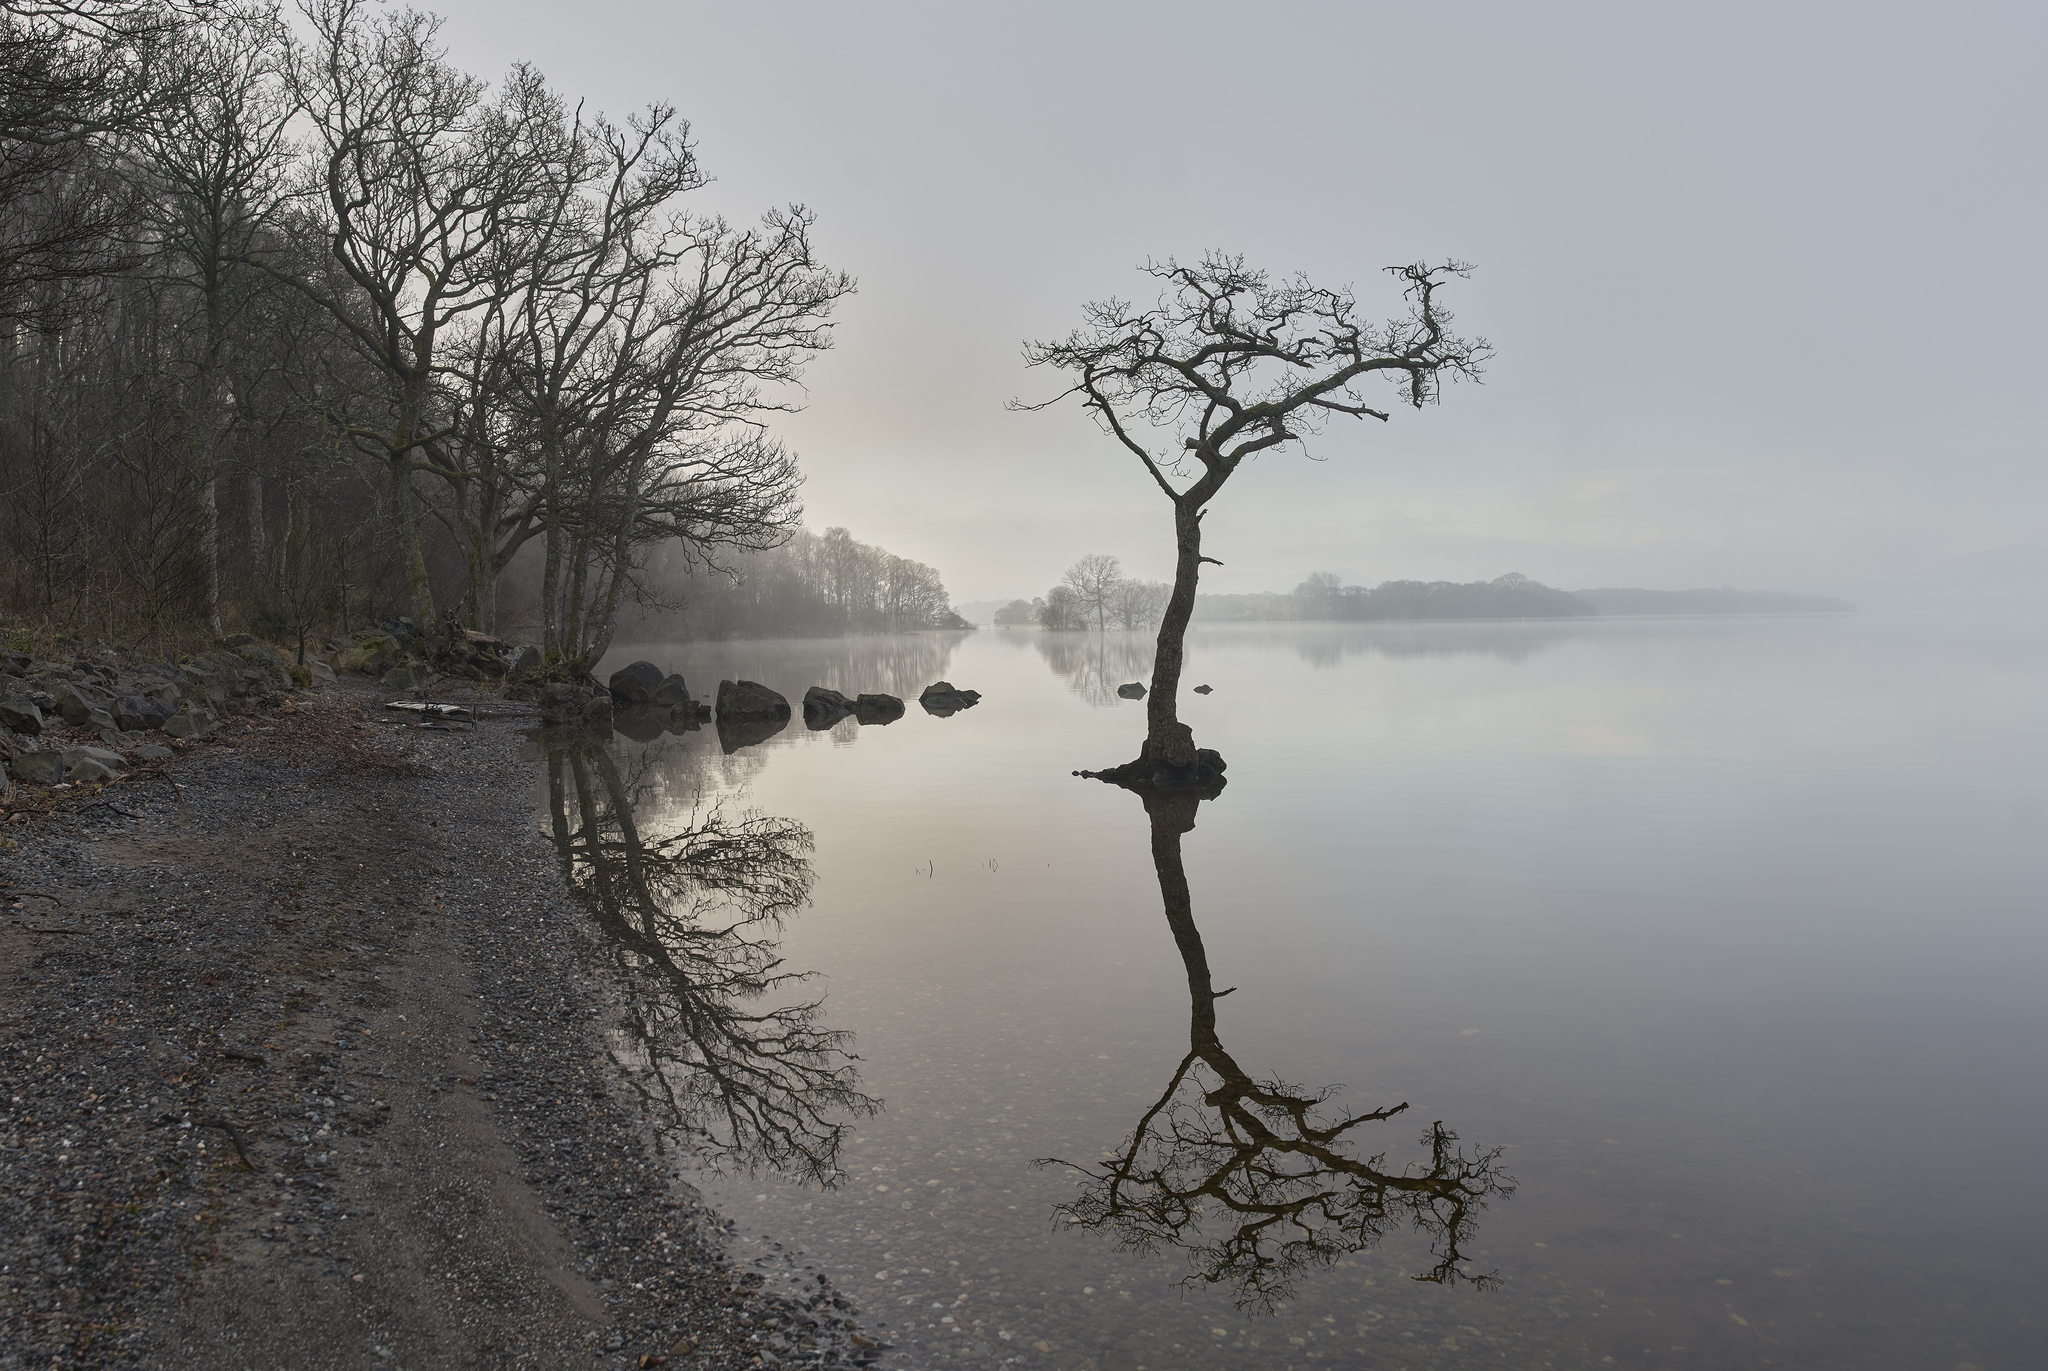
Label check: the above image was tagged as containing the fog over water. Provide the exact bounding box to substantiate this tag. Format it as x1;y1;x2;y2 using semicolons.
545;617;2048;1370
423;0;2044;604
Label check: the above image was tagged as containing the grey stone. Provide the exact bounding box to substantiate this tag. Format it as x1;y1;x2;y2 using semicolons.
54;685;98;726
802;686;857;729
853;693;904;725
62;743;125;770
538;682;580;723
716;679;790;721
114;694;169;731
650;673;692;708
380;663;428;691
508;644;543;679
1116;682;1146;699
1193;684;1213;694
84;706;118;732
132;744;172;760
162;711;211;740
918;681;982;716
217;633;258;649
66;759;118;784
0;698;43;734
306;658;337;684
608;660;665;704
9;750;62;785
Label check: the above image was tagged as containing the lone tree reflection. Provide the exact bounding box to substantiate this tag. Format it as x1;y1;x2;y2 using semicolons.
546;738;878;1183
1040;785;1512;1310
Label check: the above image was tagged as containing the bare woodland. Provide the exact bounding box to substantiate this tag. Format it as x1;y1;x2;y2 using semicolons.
0;0;859;665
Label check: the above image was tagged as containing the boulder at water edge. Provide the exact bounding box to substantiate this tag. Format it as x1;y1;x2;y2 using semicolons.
608;660;666;704
803;686;857;729
717;679;790;721
918;681;982;716
1116;682;1146;699
854;693;905;725
650;673;693;708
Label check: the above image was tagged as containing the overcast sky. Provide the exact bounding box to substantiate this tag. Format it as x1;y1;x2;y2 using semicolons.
426;0;2044;602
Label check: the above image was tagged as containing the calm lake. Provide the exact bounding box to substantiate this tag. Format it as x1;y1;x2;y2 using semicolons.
538;616;2046;1370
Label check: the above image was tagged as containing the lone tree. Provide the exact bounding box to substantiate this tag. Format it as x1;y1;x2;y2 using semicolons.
1019;254;1487;786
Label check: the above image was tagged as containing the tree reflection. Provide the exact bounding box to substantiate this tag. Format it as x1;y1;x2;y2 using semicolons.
544;736;879;1184
1034;630;1157;706
1041;783;1513;1310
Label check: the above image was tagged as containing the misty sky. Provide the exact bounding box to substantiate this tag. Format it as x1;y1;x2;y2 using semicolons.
426;0;2044;603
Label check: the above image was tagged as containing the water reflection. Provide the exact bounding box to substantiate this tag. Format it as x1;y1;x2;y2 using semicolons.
1042;783;1513;1311
542;734;880;1183
1034;631;1157;706
1195;622;1574;667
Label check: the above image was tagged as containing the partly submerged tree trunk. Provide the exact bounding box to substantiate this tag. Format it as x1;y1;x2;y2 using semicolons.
1085;500;1226;792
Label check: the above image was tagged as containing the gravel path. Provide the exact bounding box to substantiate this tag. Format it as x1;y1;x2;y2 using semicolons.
0;679;884;1369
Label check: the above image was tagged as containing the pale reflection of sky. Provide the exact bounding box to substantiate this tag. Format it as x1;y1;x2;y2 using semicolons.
582;618;2048;1371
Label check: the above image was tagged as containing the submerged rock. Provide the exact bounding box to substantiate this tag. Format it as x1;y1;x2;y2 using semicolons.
650;673;693;708
1193;684;1213;694
1116;682;1146;699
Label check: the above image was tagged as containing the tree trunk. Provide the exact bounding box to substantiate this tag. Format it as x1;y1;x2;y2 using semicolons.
1143;500;1204;765
386;452;435;630
200;466;222;636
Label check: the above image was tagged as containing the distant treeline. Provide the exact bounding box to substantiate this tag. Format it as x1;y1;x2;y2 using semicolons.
1194;573;1596;623
1573;587;1854;615
1186;573;1854;623
619;527;970;639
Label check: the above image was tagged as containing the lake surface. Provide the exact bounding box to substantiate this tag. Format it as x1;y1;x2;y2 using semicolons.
537;617;2047;1370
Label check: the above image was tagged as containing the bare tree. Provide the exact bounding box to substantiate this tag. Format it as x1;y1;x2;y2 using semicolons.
1036;582;1086;630
1061;551;1122;632
1111;576;1170;631
276;0;564;630
131;3;295;632
1020;254;1487;786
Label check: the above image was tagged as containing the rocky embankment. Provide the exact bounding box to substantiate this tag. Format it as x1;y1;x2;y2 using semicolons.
0;646;886;1370
0;636;311;792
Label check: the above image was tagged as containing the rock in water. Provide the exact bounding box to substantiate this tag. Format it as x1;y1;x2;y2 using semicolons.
717;679;790;721
1116;682;1146;699
608;660;665;704
802;686;857;729
650;673;693;708
854;693;905;725
918;681;982;716
1193;684;1213;694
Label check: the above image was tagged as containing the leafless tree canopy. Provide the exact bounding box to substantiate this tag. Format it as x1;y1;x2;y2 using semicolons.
1019;254;1487;777
2;0;851;657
